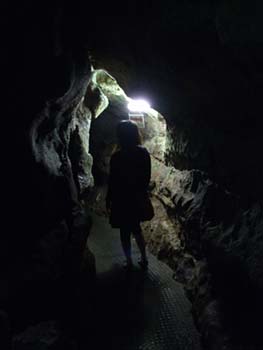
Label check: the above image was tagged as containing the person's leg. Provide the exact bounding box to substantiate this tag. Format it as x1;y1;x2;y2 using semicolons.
120;227;132;266
132;223;148;266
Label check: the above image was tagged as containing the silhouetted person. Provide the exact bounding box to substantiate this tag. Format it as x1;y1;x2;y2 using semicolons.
106;120;151;269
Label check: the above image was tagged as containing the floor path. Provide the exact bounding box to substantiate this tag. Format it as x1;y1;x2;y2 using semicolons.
86;213;203;350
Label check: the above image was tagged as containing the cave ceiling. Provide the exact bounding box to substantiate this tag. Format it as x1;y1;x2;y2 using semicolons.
6;1;263;115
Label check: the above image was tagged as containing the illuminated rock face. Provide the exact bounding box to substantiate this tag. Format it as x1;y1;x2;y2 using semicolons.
89;69;167;183
84;79;109;119
8;49;96;349
30;72;95;199
142;159;263;348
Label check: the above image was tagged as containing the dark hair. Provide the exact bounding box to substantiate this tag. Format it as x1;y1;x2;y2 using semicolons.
116;120;142;149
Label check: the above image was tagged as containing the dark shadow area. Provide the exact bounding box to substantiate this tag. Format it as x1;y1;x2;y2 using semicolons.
8;235;162;349
74;267;155;350
209;249;263;349
83;213;202;350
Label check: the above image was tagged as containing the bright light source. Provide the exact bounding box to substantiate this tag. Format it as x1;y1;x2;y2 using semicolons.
127;99;151;112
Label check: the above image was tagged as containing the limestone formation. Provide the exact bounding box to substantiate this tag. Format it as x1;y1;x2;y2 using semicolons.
89;69;167;184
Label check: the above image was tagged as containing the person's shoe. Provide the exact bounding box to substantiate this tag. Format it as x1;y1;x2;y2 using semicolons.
138;258;148;270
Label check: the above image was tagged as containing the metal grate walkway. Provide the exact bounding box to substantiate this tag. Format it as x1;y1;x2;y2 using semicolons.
87;213;203;350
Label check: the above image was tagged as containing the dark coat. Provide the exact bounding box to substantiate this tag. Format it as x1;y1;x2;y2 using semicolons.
106;145;151;228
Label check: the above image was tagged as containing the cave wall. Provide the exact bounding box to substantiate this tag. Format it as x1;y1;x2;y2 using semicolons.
139;157;263;348
4;4;98;345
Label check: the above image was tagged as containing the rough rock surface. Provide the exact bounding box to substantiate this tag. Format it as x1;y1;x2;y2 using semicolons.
144;163;263;349
7;38;97;349
89;69;167;184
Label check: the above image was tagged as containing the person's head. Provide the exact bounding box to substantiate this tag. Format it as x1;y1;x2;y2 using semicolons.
116;120;141;149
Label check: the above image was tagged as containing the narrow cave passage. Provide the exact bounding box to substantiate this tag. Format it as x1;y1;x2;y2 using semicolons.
11;60;263;350
74;71;203;349
6;3;263;350
80;213;202;350
72;66;263;350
